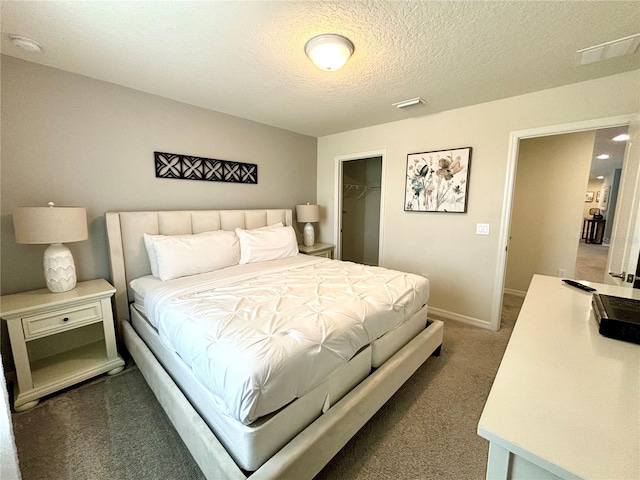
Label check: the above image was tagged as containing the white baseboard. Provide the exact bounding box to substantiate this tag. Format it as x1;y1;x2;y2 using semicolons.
428;307;492;330
503;288;526;298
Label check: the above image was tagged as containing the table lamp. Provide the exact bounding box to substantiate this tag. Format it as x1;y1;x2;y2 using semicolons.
296;203;320;247
13;202;88;293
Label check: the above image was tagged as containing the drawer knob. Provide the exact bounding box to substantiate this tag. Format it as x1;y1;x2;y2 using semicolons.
62;317;69;322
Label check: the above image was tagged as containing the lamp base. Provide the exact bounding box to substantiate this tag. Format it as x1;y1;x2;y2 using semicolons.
303;222;315;247
44;243;77;293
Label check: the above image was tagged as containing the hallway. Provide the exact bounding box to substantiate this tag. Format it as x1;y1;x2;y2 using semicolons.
574;242;609;283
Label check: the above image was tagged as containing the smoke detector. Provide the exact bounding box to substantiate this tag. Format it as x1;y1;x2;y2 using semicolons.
8;35;43;53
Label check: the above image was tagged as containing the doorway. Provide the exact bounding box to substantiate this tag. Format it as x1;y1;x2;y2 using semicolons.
334;149;386;264
492;114;639;331
504;126;629;295
575;126;627;282
341;156;382;265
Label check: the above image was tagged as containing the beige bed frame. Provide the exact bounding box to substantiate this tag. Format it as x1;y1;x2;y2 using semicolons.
105;209;444;479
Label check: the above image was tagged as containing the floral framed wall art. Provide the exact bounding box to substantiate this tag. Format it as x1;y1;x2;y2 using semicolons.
405;147;472;213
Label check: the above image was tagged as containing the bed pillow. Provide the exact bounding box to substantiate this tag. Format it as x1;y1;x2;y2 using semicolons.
143;233;163;277
144;232;202;277
256;222;283;229
236;225;298;264
144;230;240;280
143;225;280;276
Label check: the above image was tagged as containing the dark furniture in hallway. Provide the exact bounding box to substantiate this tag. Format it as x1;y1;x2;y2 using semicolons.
582;217;606;244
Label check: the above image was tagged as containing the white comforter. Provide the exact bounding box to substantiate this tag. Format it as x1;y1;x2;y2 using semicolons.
131;255;429;424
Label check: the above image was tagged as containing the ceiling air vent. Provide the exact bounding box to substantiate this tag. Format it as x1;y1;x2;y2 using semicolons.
577;33;640;65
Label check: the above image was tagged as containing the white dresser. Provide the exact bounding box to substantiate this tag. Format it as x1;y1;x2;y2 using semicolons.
478;275;639;480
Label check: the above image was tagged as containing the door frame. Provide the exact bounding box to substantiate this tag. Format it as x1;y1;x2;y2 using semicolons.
605;115;640;287
492;114;637;331
334;149;387;263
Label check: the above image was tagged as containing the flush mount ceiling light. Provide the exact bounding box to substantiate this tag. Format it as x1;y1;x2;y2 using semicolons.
305;34;354;71
8;34;42;53
392;97;425;109
613;134;630;142
596;154;610;160
597;176;604;180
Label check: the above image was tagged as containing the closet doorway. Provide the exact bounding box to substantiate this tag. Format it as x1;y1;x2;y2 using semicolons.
336;153;384;265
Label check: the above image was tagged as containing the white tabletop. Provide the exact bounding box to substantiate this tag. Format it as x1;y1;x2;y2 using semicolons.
478;275;640;479
0;279;115;316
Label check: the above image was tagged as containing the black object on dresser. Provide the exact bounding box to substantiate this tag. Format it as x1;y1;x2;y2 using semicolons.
592;293;640;345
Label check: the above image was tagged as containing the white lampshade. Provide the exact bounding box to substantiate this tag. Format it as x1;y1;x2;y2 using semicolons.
14;204;88;244
13;203;88;293
296;204;320;247
296;204;320;223
304;34;354;71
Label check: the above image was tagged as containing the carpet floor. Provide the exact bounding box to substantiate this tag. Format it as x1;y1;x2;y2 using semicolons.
11;296;522;480
574;241;609;284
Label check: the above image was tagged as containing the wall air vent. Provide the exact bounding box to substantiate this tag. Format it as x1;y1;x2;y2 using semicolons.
392;97;425;109
577;33;640;65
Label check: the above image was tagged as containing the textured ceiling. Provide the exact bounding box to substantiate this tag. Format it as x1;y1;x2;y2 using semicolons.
1;1;639;137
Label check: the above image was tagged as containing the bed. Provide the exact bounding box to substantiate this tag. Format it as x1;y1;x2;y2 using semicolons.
105;208;443;479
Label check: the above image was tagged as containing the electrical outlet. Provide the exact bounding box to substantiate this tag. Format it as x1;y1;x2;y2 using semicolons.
558;269;567;278
627;273;635;283
476;223;490;235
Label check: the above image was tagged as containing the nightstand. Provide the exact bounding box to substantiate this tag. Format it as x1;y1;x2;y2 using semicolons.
0;279;124;411
298;243;335;259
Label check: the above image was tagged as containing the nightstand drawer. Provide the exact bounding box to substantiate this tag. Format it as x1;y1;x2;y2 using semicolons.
22;302;103;340
298;243;335;259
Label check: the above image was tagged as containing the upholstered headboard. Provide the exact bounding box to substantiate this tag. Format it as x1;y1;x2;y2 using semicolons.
105;209;293;324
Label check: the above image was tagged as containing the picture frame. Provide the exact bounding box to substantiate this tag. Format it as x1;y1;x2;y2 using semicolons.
596;191;600;203
585;191;594;203
154;151;258;184
600;186;610;211
404;147;472;213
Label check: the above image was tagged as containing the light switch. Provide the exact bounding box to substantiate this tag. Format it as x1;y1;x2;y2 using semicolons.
476;223;490;235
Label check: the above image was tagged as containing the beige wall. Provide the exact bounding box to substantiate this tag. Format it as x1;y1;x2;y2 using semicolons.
317;70;639;327
505;132;596;294
0;56;317;295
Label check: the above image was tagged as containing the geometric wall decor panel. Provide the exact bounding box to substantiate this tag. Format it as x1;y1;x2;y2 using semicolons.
154;151;258;184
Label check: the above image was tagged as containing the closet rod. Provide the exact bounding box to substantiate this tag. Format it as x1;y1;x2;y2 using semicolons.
342;184;381;190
